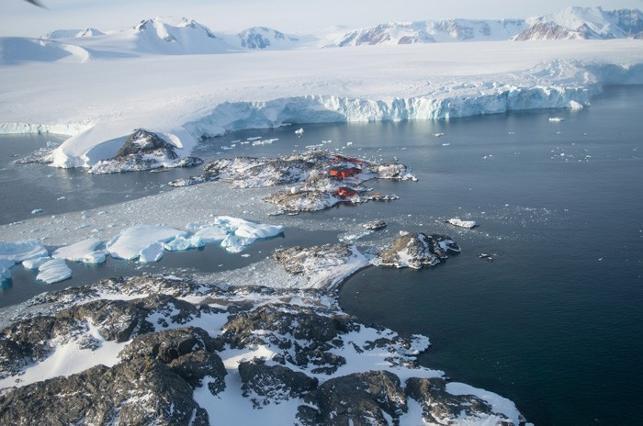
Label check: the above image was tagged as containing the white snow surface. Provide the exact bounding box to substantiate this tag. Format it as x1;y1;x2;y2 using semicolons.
1;39;642;168
0;321;127;389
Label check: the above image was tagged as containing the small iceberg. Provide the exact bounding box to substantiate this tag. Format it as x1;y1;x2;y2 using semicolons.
0;240;49;282
447;218;477;229
106;217;283;261
36;259;72;284
0;240;48;263
53;238;107;264
139;242;165;263
22;256;51;270
106;225;187;261
0;260;13;282
190;216;284;253
548;117;564;122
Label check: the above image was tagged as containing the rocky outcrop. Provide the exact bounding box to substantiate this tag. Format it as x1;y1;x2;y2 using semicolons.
405;377;512;425
239;358;318;407
0;327;224;426
170;151;412;213
298;371;407;425
0;293;219;378
89;129;202;174
224;303;355;374
378;232;460;269
0;272;525;425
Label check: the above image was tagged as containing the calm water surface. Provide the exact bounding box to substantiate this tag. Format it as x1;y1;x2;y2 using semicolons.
1;86;642;425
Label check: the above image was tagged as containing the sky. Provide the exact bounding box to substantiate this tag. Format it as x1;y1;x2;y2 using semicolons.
0;0;641;37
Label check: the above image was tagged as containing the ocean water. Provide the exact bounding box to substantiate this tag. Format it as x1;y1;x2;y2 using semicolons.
0;86;642;424
338;86;643;425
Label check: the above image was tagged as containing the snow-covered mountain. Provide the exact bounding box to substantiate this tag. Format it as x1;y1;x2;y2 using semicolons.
15;18;304;62
329;19;527;46
47;28;105;39
328;7;643;46
235;26;301;50
515;7;643;40
123;17;230;54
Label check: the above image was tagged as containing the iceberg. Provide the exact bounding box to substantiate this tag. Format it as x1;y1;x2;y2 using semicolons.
106;225;186;261
192;225;228;244
138;242;165;263
447;218;478;229
52;238;107;264
0;240;49;281
0;259;13;282
0;240;48;263
22;256;51;270
36;259;72;284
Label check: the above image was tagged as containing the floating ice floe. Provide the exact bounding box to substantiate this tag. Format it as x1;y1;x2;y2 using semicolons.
22;256;51;270
36;258;72;284
0;240;48;263
139;242;165;263
106;225;187;261
548;116;564;122
107;217;283;261
447;217;478;229
0;240;49;282
53;237;107;264
569;100;584;111
0;260;13;282
294;128;304;136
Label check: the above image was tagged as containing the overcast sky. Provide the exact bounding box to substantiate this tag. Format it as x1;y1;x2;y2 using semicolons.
0;0;641;37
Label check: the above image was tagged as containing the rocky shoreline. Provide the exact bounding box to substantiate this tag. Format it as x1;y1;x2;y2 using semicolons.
0;237;526;425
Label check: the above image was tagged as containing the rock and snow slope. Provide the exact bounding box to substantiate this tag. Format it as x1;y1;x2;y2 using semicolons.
0;17;302;65
328;7;642;46
0;257;526;424
1;39;641;169
328;19;527;47
516;7;643;40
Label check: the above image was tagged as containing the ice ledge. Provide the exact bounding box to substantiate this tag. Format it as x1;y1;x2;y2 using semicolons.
4;61;643;169
0;121;93;137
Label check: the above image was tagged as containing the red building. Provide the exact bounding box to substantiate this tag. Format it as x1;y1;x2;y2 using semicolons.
328;167;361;179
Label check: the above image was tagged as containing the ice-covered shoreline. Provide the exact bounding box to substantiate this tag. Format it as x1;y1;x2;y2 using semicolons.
1;40;642;169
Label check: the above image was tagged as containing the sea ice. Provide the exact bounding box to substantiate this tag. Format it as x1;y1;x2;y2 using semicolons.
36;259;72;284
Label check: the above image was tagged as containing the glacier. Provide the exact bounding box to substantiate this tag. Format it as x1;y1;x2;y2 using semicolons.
1;39;642;170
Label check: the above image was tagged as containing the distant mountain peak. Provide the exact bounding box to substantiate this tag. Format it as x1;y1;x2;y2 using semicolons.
237;26;299;49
